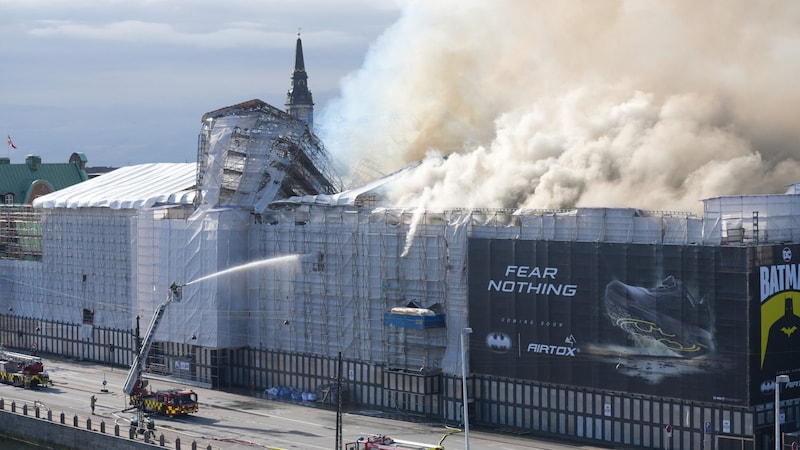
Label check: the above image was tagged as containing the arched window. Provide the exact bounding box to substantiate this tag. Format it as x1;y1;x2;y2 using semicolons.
3;193;13;205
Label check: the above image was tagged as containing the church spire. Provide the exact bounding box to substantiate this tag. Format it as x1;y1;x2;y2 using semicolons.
286;29;314;129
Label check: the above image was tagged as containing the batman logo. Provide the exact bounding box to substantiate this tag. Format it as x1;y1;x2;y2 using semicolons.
486;332;512;353
781;326;798;337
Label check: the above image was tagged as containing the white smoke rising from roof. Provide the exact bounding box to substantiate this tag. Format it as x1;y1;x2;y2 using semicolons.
318;0;800;214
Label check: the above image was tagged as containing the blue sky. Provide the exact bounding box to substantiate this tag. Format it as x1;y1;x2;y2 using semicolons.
0;0;401;167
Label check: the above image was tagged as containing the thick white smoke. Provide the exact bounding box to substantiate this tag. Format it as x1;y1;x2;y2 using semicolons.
318;0;800;213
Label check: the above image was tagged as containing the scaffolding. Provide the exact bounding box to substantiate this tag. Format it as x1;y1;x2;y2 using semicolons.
0;206;42;261
1;189;799;386
9;191;795;369
8;107;800;387
384;309;446;371
196;99;342;213
247;208;468;374
703;193;800;245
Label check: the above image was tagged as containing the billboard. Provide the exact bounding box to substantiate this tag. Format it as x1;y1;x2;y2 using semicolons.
467;239;752;405
755;245;800;406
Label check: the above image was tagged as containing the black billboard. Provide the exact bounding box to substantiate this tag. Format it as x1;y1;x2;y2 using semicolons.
467;239;753;405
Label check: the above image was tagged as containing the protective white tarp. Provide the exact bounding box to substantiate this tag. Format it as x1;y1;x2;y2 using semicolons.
33;163;196;210
11;149;800;379
135;207;250;349
702;194;800;244
8;208;138;326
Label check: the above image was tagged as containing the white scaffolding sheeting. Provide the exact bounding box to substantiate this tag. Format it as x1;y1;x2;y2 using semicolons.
703;194;800;244
470;208;701;244
440;211;470;375
9;152;800;380
247;207;458;371
0;259;45;319
38;208;136;327
136;207;250;349
9;198;717;376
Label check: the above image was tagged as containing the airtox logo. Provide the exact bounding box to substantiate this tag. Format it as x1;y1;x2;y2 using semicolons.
761;377;800;394
527;335;579;357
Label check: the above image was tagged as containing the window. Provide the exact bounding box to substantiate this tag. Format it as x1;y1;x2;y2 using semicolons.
82;308;94;325
4;193;13;205
312;252;325;272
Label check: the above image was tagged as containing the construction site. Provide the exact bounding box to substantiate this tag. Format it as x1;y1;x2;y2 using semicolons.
3;45;800;448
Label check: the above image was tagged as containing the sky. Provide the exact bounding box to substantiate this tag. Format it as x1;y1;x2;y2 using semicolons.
0;0;401;167
4;1;800;214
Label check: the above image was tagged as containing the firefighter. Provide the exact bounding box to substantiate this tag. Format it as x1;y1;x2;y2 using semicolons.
90;395;97;415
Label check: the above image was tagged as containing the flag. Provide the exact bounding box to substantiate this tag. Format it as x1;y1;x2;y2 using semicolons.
7;135;17;150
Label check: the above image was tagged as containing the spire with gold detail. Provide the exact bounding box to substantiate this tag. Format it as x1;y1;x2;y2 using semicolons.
286;29;314;130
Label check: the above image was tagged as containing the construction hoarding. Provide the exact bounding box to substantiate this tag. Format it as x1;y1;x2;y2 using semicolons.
754;244;800;407
467;238;776;406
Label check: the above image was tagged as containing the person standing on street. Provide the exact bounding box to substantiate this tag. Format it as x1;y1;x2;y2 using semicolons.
90;395;96;415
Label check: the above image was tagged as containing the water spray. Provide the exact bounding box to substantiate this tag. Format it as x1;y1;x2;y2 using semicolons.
183;253;313;286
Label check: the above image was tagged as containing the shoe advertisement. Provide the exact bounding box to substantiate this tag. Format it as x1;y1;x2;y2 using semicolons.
467;238;767;405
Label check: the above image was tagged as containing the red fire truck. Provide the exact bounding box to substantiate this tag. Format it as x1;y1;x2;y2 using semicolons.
0;348;50;388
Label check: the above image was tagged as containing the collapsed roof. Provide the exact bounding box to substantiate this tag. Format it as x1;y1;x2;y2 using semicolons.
197;99;342;213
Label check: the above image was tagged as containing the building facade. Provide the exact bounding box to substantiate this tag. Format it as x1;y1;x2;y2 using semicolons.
4;194;800;449
0;153;88;205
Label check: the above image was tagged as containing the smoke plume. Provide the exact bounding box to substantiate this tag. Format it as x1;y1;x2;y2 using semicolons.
318;0;800;214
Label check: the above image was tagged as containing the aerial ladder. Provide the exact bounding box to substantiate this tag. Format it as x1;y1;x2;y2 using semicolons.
123;283;198;435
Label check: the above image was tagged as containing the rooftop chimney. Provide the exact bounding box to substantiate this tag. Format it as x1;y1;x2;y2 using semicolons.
26;155;41;171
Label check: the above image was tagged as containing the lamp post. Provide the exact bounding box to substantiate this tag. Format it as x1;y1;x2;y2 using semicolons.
460;327;473;450
776;374;790;450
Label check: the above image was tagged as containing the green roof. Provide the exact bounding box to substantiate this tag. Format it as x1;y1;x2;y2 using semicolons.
0;154;89;204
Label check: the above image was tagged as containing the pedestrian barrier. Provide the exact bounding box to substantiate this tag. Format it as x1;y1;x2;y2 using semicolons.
0;397;217;449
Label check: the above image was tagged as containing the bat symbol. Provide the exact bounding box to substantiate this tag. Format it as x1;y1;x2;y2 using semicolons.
781;326;798;337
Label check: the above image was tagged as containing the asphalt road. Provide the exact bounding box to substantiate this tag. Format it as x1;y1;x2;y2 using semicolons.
0;356;616;450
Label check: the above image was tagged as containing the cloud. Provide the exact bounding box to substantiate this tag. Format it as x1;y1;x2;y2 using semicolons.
0;1;401;167
27;20;282;48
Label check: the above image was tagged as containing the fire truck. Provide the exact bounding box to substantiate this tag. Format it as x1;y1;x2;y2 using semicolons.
0;348;50;388
344;435;444;450
123;283;198;418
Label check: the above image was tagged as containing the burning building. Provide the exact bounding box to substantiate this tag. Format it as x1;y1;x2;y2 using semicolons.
2;31;800;450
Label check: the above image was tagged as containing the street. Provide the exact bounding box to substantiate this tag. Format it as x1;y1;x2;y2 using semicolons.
0;356;615;450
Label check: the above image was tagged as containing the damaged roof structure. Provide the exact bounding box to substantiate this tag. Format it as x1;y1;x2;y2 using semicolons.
197;99;341;213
